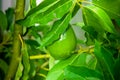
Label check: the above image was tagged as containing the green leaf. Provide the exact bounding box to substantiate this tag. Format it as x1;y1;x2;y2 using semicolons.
83;26;98;39
46;52;97;80
83;25;106;45
46;54;78;80
71;2;80;17
92;0;120;19
0;10;7;30
85;33;94;45
114;58;120;80
25;39;40;47
5;8;14;30
30;0;37;8
18;0;73;26
94;41;115;80
21;43;30;80
0;59;8;74
82;5;116;34
64;69;85;80
40;13;72;48
15;61;23;80
64;66;103;80
27;0;59;16
28;60;36;78
71;52;97;69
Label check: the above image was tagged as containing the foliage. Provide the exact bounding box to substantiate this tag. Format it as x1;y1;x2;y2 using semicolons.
0;0;120;80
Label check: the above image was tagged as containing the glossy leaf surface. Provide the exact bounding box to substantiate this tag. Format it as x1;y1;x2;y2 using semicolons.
46;52;97;80
64;65;103;80
18;0;73;26
82;5;116;34
40;13;72;48
92;0;120;19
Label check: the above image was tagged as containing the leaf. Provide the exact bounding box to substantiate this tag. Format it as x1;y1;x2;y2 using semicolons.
71;52;97;69
15;61;23;80
17;0;73;26
71;2;80;17
46;54;78;80
21;43;30;80
27;0;59;17
83;25;106;44
0;59;8;74
0;10;7;30
82;5;116;34
114;58;120;80
92;0;120;19
94;41;115;80
30;0;37;8
25;39;40;47
64;70;85;80
28;60;36;78
5;8;14;30
64;66;104;80
84;33;94;45
46;52;97;80
40;13;72;48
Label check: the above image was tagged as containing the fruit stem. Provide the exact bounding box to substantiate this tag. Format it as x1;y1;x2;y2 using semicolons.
29;54;50;59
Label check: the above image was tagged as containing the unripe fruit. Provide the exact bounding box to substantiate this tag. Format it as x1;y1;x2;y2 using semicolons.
47;25;76;60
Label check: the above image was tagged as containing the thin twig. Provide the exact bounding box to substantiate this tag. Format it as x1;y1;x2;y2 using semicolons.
30;54;50;59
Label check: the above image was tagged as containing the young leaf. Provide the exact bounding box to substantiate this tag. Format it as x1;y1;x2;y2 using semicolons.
94;41;115;80
64;66;104;80
92;0;120;19
82;5;116;34
40;13;72;48
17;0;73;27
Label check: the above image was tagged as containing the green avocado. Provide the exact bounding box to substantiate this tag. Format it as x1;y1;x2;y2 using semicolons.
47;25;76;60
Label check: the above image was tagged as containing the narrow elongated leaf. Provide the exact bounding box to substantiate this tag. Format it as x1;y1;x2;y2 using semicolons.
71;2;80;17
21;43;30;80
0;10;7;30
82;5;116;34
64;66;103;80
15;61;23;80
92;0;120;19
18;0;73;26
94;41;115;80
27;0;59;16
40;13;72;48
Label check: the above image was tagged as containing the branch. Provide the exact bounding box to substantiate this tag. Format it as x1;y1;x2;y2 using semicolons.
4;0;25;80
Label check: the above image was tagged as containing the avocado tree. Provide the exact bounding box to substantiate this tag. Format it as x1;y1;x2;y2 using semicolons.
0;0;120;80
